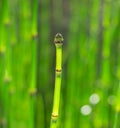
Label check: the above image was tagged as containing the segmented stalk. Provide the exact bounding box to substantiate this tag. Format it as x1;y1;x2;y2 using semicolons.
50;33;63;128
29;0;38;127
113;82;120;128
0;0;11;127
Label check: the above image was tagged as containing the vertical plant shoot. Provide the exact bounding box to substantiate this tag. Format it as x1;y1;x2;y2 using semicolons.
50;33;64;128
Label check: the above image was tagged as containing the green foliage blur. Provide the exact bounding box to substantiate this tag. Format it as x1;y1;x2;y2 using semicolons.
0;0;120;128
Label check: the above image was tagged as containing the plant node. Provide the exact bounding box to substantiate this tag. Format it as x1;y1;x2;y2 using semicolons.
8;88;15;95
32;33;38;40
56;69;62;77
4;19;10;27
4;71;12;84
51;114;58;123
29;88;37;97
0;46;6;55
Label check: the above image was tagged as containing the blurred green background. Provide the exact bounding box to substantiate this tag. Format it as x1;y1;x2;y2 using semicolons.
0;0;120;128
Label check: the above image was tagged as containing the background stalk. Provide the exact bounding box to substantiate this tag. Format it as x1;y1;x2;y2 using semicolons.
113;81;120;128
0;0;11;127
29;0;38;127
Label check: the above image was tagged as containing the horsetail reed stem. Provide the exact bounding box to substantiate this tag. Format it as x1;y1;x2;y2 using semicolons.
30;0;38;94
113;82;120;128
29;0;38;127
50;33;63;128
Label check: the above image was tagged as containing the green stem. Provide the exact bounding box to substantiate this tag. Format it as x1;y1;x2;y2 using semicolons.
50;33;63;128
113;112;119;128
113;81;120;128
29;0;38;127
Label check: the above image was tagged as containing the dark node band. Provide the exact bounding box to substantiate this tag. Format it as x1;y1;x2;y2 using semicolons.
51;114;58;122
52;114;58;118
32;34;38;40
4;77;11;84
55;41;63;45
30;90;37;97
56;69;62;72
5;21;10;27
8;89;14;95
0;47;5;54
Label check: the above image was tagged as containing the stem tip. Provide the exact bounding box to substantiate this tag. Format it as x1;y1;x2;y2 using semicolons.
54;33;64;44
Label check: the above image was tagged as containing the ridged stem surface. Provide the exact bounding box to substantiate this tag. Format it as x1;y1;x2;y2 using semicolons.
50;33;63;128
